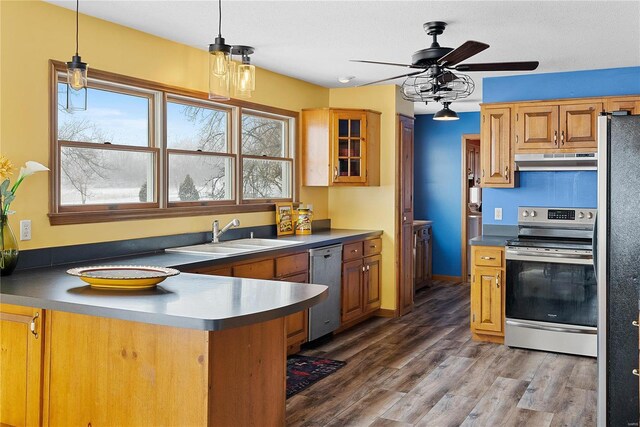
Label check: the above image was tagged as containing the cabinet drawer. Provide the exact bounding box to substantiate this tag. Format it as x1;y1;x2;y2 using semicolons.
275;253;309;278
232;259;275;280
473;247;503;268
363;238;382;257
343;241;364;261
281;272;308;284
188;265;232;276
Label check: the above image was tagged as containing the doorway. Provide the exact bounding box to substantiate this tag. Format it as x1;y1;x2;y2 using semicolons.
460;134;481;282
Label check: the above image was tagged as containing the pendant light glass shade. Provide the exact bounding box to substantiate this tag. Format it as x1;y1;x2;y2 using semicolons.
66;0;88;111
433;102;459;121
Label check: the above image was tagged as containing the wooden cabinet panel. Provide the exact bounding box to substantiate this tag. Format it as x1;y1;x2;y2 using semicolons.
189;266;232;276
481;107;513;187
343;241;364;261
363;238;382;257
606;97;640;115
331;111;368;184
232;259;275;280
286;310;308;344
471;267;503;334
364;255;382;312
473;247;503;268
515;105;559;151
0;304;44;427
560;102;601;150
341;259;364;323
275;252;309;278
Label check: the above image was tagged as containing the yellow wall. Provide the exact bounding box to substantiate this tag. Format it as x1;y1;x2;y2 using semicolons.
0;0;329;249
328;86;413;310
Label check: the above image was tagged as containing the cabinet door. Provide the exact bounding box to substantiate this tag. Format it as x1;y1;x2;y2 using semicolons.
0;304;44;427
364;254;381;313
514;105;559;152
283;273;309;352
471;267;503;334
232;259;275;279
331;111;367;184
414;232;424;288
398;115;415;314
481;107;513;186
560;102;601;150
341;259;364;323
606;97;640;115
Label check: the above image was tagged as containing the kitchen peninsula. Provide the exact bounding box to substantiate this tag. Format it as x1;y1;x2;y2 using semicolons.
1;266;327;426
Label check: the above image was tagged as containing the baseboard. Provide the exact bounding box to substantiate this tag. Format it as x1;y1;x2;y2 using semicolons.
432;274;463;282
375;308;397;318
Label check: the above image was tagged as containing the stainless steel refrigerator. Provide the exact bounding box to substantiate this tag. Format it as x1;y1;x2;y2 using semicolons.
597;114;640;426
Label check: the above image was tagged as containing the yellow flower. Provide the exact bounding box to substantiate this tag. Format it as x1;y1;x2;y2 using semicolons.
0;156;14;180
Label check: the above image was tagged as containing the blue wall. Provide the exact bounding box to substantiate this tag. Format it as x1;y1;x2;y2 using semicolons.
414;66;640;277
414;112;480;277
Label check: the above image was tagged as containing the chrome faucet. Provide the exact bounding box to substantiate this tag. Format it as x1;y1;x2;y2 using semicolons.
212;218;240;243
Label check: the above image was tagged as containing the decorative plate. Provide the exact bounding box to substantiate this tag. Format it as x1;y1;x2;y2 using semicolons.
66;265;180;290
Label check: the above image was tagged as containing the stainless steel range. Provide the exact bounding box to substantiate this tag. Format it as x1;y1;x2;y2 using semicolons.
505;206;597;357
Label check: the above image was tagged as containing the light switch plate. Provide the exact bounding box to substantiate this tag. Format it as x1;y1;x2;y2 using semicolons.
494;208;503;221
20;220;31;241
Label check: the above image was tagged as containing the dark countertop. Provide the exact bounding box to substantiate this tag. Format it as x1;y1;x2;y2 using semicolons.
414;220;432;230
469;235;514;247
0;228;382;331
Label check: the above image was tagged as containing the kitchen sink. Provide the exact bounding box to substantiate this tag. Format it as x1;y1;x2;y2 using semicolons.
165;238;303;257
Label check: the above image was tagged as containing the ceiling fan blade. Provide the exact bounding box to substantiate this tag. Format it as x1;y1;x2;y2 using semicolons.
350;59;421;68
455;61;540;72
358;70;425;87
437;71;459;85
438;40;490;67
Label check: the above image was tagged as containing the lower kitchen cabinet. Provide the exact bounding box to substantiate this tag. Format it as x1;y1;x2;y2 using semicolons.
414;223;432;292
470;246;505;343
0;304;45;427
340;238;382;327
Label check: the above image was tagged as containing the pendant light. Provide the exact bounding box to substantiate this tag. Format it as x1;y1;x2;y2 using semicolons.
208;0;232;100
66;0;88;111
233;46;255;99
433;102;459;121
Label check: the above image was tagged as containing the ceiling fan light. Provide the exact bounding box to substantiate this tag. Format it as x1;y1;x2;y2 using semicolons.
433;103;459;121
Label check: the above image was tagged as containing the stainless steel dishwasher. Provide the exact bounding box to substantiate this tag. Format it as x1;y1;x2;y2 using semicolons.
308;244;343;341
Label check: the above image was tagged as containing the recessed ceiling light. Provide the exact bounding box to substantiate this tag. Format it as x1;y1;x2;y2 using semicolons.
338;76;356;84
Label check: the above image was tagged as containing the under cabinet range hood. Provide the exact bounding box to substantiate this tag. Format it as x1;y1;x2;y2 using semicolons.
514;153;597;171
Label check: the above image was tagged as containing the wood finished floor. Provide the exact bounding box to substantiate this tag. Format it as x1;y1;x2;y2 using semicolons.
286;280;597;427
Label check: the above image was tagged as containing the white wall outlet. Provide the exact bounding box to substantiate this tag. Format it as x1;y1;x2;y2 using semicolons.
20;220;31;241
494;208;503;221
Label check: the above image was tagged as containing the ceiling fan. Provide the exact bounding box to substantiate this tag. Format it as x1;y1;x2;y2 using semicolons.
352;21;539;110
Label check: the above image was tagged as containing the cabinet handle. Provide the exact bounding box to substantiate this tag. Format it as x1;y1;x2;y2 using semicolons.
482;169;485;178
480;256;496;260
496;273;500;288
633;320;639;327
30;312;39;339
352;249;358;253
366;265;370;271
504;166;509;179
334;166;338;180
362;266;366;272
561;131;565;145
554;130;558;145
370;245;376;249
633;369;639;377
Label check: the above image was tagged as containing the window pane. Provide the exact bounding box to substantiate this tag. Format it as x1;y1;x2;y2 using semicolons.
57;82;149;147
242;158;291;199
60;147;154;205
168;154;233;202
241;114;286;157
167;101;229;152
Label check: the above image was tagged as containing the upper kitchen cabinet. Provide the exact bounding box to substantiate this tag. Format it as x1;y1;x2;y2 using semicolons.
302;108;381;186
606;96;640;115
515;101;602;153
480;106;514;188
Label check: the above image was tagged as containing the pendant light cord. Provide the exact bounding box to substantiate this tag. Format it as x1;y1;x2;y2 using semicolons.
217;0;222;37
75;0;79;55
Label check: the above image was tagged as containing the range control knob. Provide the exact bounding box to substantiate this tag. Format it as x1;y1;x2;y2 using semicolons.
522;210;529;217
587;212;594;219
579;212;585;219
530;210;537;217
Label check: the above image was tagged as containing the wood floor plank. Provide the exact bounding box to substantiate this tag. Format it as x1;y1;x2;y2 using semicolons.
368;418;413;427
549;387;597;427
494;347;547;382
566;358;597;391
460;377;531;426
517;354;579;413
502;408;554;427
381;356;476;424
413;393;479;427
377;326;455;369
325;388;405;427
448;344;510;399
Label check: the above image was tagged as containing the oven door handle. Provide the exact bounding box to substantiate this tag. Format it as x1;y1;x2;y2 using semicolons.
506;319;597;335
505;250;593;265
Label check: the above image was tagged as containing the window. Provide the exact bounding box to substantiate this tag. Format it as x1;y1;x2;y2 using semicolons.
241;112;292;201
50;61;298;224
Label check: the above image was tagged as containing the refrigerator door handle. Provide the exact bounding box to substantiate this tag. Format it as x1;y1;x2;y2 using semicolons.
592;212;598;279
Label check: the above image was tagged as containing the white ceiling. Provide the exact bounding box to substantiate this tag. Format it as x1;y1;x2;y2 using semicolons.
45;0;640;114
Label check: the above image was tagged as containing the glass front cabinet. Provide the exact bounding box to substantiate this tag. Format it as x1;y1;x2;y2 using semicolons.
302;108;381;186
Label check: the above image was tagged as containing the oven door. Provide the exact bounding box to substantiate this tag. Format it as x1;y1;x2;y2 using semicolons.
505;248;597;327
